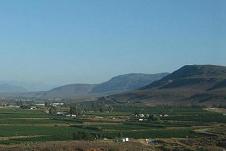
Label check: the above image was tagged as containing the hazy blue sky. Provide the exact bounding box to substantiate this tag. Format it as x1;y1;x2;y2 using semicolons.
0;0;225;85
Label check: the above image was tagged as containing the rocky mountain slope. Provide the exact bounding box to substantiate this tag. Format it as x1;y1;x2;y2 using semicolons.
101;65;226;106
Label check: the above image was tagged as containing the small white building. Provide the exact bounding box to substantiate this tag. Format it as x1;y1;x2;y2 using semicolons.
30;107;37;110
56;112;65;116
164;114;169;117
122;138;129;142
139;119;144;122
66;114;77;118
139;114;145;118
35;104;45;106
71;114;77;118
51;103;64;107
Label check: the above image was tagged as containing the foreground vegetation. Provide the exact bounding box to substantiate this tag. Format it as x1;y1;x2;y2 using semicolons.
0;105;225;150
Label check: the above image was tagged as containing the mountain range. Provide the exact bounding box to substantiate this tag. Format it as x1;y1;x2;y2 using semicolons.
39;73;168;98
0;83;27;93
1;64;226;106
100;65;226;106
0;81;58;92
1;73;168;99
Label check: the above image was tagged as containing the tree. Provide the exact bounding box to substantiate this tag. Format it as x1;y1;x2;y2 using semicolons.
148;114;160;121
99;107;104;113
108;105;114;112
49;106;57;115
44;102;49;107
70;105;83;115
72;131;96;140
118;131;123;138
16;101;23;106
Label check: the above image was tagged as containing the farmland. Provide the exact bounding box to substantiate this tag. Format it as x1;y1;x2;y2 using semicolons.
0;106;225;150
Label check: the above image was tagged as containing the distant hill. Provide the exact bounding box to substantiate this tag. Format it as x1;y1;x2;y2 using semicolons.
0;84;27;93
42;84;96;98
101;65;226;106
91;73;168;94
20;73;168;99
143;65;226;90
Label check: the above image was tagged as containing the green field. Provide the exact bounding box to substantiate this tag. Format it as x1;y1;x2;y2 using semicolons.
0;106;225;145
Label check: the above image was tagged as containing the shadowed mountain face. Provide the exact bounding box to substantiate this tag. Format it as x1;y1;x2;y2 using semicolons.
102;65;226;106
33;73;168;98
92;73;169;94
142;65;226;90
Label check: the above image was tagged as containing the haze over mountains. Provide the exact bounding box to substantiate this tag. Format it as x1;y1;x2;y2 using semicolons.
0;81;58;92
0;73;168;99
0;83;27;93
101;65;226;106
1;64;226;106
92;73;169;94
38;73;168;98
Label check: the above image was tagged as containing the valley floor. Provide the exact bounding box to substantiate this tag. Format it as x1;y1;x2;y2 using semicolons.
0;106;225;150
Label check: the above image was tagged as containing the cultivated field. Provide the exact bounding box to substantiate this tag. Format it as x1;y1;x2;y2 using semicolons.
0;106;225;150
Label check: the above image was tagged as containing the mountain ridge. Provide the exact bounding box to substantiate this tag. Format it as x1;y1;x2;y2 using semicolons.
43;73;168;98
0;83;27;93
2;73;168;99
101;65;226;106
92;73;168;94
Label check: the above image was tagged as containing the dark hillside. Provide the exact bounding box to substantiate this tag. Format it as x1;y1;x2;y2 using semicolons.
101;65;226;106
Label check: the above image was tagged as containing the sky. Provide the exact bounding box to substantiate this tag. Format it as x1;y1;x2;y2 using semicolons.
0;0;225;87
